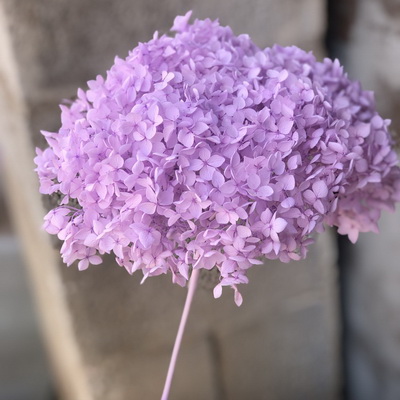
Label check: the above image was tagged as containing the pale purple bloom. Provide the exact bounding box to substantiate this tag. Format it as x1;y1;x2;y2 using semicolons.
35;12;400;305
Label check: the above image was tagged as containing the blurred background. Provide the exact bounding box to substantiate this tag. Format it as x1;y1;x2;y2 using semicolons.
0;0;399;399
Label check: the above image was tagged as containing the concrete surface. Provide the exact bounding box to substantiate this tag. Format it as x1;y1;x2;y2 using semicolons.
0;234;52;400
328;1;400;399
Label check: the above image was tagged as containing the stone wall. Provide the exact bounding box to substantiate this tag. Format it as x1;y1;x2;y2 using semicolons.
0;1;340;399
330;1;400;399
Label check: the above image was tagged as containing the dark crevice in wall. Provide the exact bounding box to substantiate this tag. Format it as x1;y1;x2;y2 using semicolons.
325;0;357;60
336;233;353;400
207;331;228;400
325;1;358;400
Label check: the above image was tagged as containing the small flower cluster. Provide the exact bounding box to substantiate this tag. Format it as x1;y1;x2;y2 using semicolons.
35;12;400;304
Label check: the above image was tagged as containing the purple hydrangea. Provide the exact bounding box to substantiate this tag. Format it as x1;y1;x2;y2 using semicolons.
35;11;400;305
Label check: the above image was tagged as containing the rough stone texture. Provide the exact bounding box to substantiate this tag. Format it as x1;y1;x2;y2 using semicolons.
330;1;400;399
0;1;340;399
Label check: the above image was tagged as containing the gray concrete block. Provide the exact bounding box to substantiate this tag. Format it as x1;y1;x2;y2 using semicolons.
0;1;339;398
57;231;339;399
330;1;400;398
2;0;325;92
346;208;400;400
2;0;325;143
339;0;400;138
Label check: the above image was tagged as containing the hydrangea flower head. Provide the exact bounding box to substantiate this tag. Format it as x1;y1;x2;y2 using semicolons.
35;11;400;305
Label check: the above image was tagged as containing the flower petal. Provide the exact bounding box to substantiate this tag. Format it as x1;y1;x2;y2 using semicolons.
237;225;252;238
312;181;328;198
273;217;287;233
207;155;225;168
278;117;294;135
213;284;223;299
138;202;156;214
